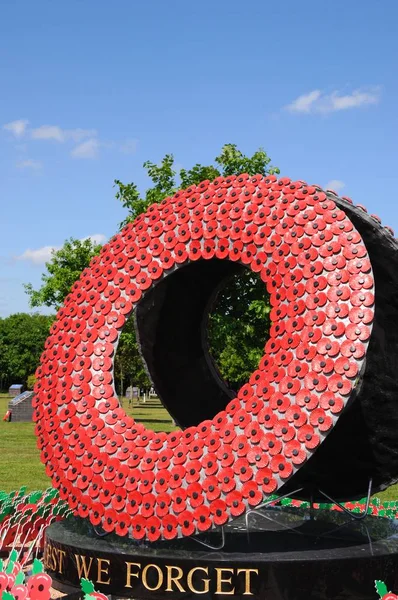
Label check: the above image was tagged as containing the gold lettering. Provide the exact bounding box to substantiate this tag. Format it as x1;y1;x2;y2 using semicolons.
165;565;185;592
50;546;58;571
97;558;111;585
75;555;93;579
142;564;163;591
125;562;141;588
215;568;235;595
187;567;210;594
237;569;259;595
58;549;66;575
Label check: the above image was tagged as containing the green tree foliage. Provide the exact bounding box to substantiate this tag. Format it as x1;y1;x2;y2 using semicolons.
24;238;102;310
0;313;54;390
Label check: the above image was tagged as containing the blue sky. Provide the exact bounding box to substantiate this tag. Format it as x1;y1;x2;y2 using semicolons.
1;0;397;317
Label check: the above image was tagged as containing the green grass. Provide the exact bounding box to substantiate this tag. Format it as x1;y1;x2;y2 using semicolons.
1;391;398;503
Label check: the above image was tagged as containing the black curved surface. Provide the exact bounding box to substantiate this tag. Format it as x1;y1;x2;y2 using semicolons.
46;510;398;599
135;259;241;428
134;195;398;501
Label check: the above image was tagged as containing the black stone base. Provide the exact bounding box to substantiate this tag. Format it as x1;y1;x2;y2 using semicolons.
45;508;398;600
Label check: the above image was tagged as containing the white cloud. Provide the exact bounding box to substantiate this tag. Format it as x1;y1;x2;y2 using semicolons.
3;119;29;138
71;138;99;159
17;245;58;265
16;159;42;170
30;125;97;142
82;233;107;245
285;90;322;114
325;179;345;193
285;87;381;114
16;233;107;265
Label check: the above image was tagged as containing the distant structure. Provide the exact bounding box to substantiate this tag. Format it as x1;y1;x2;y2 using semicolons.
8;384;23;397
8;391;34;421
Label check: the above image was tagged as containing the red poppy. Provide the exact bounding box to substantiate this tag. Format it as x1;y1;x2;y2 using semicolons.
194;505;212;532
284;440;306;465
156;493;172;517
225;491;245;517
297;424;320;450
162;514;178;540
131;515;147;540
177;511;195;536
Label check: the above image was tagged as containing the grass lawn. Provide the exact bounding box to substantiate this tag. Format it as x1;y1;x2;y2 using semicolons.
1;392;398;503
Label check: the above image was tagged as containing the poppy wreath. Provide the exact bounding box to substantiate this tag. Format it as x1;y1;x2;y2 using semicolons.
34;174;377;541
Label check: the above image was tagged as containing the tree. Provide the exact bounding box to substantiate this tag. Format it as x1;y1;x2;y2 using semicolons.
0;313;54;389
24;238;102;310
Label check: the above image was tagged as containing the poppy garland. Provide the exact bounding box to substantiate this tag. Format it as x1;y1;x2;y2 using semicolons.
34;174;377;541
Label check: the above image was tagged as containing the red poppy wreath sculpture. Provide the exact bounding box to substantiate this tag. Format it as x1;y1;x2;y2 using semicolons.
34;174;398;541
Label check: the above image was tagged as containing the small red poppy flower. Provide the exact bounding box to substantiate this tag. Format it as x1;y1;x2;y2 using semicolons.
244;422;264;445
247;448;269;468
340;340;365;359
112;488;127;512
279;376;300;395
210;499;229;525
258;407;277;429
171;488;187;513
202;239;216;259
260;433;282;456
162;514;178;540
139;471;155;495
232;409;251;429
187;483;204;508
141;451;158;471
189;439;205;460
231;435;248;457
204;432;221;452
115;515;131;537
90;502;105;526
158;448;174;470
188;239;202;261
147;260;163;280
234;458;253;483
169;465;186;489
255;471;277;496
173;446;189;466
269;392;290;414
194;505;212;532
284;440;306;465
178;511;195;536
226;491;245;517
203;476;221;501
328;374;352;395
159;249;175;270
216;445;234;468
316;339;340;357
270;455;293;479
310;408;333;432
274;420;295;441
186;460;201;483
156;493;172;517
217;467;236;493
202;452;219;476
155;471;171;494
130;515;146;539
333;357;358;378
102;508;118;533
146;516;162;542
319;391;343;414
297;424;320;450
141;493;156;518
286;406;308;428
